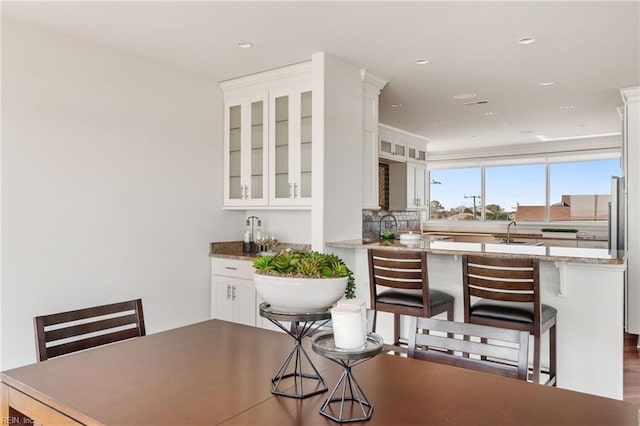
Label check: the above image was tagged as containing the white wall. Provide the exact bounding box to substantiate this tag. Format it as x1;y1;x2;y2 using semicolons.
1;19;240;369
244;210;311;245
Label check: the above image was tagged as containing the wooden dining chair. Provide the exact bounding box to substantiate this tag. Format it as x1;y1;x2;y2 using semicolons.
462;255;557;385
407;316;530;380
34;299;146;361
368;249;454;352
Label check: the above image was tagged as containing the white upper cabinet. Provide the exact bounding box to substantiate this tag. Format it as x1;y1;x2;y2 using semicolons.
220;62;312;209
269;86;312;206
382;124;430;211
223;94;269;207
407;143;427;163
378;129;407;161
389;161;428;210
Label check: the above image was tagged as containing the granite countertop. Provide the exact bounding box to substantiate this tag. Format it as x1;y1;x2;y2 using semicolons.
209;241;311;261
326;238;624;265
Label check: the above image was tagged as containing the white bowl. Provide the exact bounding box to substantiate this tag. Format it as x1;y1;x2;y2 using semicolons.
253;273;348;314
399;232;421;241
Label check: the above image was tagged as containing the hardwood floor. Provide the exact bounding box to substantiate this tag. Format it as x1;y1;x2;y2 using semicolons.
624;333;640;405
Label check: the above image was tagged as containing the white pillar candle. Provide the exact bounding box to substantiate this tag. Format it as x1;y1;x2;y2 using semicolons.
337;299;367;334
331;305;366;349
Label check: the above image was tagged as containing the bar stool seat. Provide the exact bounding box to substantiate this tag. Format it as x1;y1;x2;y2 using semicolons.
369;249;454;352
462;255;557;386
377;289;454;311
470;301;557;325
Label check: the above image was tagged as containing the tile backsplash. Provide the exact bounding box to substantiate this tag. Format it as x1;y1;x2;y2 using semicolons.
362;210;421;240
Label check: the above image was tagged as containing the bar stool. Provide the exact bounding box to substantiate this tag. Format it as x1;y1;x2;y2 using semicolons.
462;255;557;385
368;249;454;352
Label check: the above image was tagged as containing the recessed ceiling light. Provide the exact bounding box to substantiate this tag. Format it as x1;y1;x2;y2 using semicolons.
517;36;536;45
235;40;253;49
431;120;445;125
484;111;496;116
560;105;575;110
538;81;555;86
453;93;477;100
415;58;430;65
390;103;402;108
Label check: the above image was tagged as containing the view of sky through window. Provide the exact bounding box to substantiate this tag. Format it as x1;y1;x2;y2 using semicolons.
429;159;621;221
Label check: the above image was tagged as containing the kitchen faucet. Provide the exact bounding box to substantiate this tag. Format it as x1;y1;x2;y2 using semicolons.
379;214;398;237
506;220;517;244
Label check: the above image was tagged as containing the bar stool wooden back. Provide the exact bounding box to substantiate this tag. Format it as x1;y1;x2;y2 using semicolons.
368;249;454;352
462;255;556;385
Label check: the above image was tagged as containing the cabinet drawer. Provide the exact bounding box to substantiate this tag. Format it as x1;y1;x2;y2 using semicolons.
211;258;254;280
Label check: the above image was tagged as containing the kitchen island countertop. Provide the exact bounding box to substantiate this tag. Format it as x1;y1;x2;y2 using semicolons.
326;238;624;264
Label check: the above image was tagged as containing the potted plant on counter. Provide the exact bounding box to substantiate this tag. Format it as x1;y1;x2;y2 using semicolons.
253;250;355;313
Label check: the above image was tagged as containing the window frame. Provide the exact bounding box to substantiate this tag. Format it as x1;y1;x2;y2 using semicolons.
427;153;621;229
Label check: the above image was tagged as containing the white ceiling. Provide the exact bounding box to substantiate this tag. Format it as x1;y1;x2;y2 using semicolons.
3;1;639;152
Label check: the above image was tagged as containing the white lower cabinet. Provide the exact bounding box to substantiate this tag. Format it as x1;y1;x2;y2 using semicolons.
211;257;285;332
211;258;256;326
212;275;256;326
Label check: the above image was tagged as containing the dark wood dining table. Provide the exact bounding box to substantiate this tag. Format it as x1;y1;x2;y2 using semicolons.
1;319;637;425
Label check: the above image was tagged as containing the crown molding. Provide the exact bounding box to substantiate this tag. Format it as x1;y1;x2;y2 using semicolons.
379;123;430;143
361;69;387;95
620;86;640;104
219;61;312;97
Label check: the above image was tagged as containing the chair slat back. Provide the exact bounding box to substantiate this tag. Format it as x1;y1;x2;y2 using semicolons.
407;317;529;380
34;299;145;361
368;250;425;291
463;255;538;303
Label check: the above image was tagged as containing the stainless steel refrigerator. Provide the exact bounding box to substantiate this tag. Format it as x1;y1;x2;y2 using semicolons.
610;176;630;330
609;176;626;255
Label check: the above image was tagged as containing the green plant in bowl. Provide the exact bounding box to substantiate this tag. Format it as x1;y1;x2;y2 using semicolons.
380;230;395;240
253;250;355;299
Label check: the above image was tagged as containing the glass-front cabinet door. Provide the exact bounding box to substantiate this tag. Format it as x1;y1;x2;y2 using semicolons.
407;143;427;163
379;131;407;161
269;87;312;207
223;94;268;207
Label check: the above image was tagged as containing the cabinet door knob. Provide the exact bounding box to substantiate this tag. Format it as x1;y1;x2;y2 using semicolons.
227;284;231;299
224;266;238;270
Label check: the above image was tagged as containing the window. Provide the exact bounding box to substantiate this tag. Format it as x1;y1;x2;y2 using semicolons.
548;159;621;221
429;168;481;220
429;158;620;223
485;164;545;221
